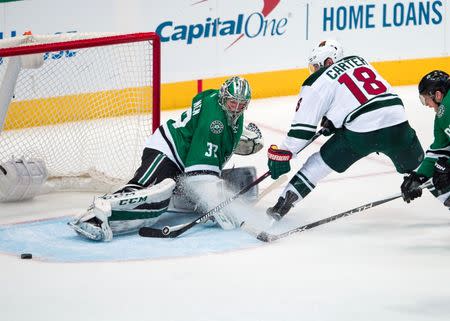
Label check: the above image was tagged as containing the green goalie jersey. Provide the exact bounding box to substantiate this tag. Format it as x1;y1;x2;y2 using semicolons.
416;92;450;178
146;89;243;175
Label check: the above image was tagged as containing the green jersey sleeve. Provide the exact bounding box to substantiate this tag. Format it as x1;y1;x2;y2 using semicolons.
417;93;450;177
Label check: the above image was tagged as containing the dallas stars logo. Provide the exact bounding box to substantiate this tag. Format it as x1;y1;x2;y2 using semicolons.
210;120;224;134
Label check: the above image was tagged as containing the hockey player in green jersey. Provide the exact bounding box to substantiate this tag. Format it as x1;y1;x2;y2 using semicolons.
265;39;424;221
401;70;450;205
69;76;264;241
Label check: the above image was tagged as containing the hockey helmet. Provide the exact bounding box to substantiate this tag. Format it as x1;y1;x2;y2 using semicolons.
418;70;449;105
308;39;344;73
219;76;251;125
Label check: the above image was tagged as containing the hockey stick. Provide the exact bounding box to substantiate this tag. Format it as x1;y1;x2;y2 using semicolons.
139;129;325;238
254;174;288;205
246;181;432;242
139;171;271;238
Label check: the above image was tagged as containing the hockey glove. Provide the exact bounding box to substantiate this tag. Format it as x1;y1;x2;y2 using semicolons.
267;145;292;180
433;157;450;191
401;172;427;203
320;116;336;136
235;122;264;155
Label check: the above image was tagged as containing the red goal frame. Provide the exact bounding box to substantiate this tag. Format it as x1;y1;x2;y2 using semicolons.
0;32;161;131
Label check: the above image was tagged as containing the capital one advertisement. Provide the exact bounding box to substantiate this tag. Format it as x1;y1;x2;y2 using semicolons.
0;0;448;83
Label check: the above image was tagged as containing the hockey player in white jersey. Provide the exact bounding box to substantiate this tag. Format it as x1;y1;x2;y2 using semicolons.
266;39;424;220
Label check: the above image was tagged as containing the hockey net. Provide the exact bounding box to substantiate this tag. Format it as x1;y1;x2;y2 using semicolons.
0;32;160;193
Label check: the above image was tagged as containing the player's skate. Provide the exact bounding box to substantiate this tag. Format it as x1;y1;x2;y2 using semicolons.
68;197;113;241
266;190;299;221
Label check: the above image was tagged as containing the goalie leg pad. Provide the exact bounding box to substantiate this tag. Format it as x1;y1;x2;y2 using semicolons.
69;178;176;241
0;157;48;202
109;178;175;234
182;174;241;230
222;166;258;201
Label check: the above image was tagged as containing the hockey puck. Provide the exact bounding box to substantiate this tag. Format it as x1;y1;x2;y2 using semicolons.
20;253;32;259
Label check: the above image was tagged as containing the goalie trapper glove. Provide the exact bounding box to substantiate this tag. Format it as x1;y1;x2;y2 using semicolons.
267;145;292;180
433;157;450;191
234;122;264;155
401;171;427;203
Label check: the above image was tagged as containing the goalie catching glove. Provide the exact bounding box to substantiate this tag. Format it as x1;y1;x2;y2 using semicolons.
234;122;264;155
267;145;292;180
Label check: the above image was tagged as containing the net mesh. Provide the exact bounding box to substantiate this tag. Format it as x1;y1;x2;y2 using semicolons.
0;33;157;189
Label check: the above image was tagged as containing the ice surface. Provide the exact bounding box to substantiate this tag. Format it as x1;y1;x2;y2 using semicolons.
1;86;450;321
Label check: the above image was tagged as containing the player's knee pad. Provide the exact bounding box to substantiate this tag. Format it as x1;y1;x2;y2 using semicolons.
0;157;48;202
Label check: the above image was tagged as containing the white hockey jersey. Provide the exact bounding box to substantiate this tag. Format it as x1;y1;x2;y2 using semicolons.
282;55;407;154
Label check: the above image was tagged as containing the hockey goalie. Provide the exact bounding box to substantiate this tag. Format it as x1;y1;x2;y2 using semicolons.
68;76;264;241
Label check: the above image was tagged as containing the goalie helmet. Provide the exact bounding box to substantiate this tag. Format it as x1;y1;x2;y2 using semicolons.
418;70;449;97
219;76;251;125
308;39;344;73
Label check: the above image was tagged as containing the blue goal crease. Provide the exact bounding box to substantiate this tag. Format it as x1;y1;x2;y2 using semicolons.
0;211;260;262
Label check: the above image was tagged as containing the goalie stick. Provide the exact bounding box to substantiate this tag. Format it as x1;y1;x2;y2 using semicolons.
139;129;325;238
243;181;433;242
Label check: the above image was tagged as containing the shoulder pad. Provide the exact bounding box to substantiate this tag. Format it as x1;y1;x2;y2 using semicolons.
302;67;328;87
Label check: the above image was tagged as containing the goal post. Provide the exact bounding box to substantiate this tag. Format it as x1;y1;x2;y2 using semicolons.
0;32;161;193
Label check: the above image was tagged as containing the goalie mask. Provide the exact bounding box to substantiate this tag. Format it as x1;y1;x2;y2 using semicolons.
219;76;251;126
418;70;450;105
308;39;344;74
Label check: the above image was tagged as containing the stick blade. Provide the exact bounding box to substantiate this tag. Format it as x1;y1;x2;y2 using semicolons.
139;226;169;238
240;221;274;242
256;231;273;242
